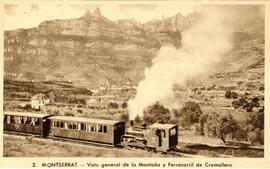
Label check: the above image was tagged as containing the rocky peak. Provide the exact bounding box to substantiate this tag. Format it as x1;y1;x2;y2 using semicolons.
81;8;110;23
92;8;102;19
174;13;185;19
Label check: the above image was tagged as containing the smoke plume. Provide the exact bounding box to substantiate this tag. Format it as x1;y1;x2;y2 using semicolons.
128;6;233;120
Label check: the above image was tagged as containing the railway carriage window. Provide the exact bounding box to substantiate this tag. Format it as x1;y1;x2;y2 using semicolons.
56;121;59;127
15;116;20;124
86;124;91;132
35;118;40;126
19;116;23;124
4;115;7;123
7;115;11;124
26;117;31;125
60;121;64;128
81;123;86;131
103;126;107;133
68;123;73;129
10;116;15;124
23;117;27;124
170;128;176;136
55;121;59;128
20;117;24;124
91;125;97;132
72;123;77;130
98;125;102;133
77;123;81;130
31;118;36;126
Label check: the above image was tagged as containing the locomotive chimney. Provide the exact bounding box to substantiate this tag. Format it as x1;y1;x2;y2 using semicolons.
142;123;146;128
130;120;134;126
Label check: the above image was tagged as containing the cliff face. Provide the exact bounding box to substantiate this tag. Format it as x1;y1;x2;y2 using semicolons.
4;7;264;88
4;8;186;87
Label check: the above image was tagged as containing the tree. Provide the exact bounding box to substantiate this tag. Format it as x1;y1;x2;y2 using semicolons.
198;114;208;135
49;92;55;104
143;102;171;125
108;102;119;109
246;108;264;145
120;113;129;121
231;92;238;99
217;114;239;143
172;102;203;129
181;102;203;123
206;113;220;137
122;102;127;109
225;90;238;99
225;90;232;98
207;113;240;144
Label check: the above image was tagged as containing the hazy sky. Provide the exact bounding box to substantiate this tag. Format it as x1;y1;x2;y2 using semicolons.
4;2;196;30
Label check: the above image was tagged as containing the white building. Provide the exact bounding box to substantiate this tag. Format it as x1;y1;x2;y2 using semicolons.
31;93;50;110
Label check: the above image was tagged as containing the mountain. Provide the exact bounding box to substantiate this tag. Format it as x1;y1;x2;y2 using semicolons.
4;6;264;88
4;8;186;87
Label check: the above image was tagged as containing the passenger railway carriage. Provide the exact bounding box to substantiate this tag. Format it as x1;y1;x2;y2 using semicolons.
48;116;125;145
3;111;51;136
3;111;178;151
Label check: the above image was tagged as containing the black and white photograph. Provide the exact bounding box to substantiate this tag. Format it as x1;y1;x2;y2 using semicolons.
2;1;266;160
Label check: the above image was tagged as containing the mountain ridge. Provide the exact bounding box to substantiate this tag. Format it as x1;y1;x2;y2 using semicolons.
4;7;264;88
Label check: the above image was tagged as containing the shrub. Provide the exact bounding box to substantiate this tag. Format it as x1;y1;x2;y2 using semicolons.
120;113;129;121
77;109;83;114
173;101;203;129
199;113;208;135
108;102;119;109
248;129;264;145
143;102;170;125
122;102;128;109
231;92;238;99
23;104;32;110
194;123;201;135
225;90;232;98
64;112;74;116
225;90;238;99
232;100;241;109
206;113;240;143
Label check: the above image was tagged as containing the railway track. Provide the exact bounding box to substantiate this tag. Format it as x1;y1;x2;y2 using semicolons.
4;131;119;149
4;131;43;138
4;131;264;158
4;131;189;157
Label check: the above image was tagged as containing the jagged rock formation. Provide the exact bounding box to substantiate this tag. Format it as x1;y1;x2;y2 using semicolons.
4;8;186;87
4;6;264;88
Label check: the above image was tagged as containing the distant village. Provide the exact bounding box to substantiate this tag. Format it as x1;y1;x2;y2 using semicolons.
16;81;137;114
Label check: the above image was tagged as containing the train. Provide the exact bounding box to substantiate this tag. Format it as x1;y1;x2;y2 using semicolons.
3;111;178;152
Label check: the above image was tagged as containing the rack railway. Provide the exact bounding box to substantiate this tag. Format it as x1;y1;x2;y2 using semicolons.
4;111;179;154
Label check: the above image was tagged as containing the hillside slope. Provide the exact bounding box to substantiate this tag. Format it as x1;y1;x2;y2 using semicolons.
4;6;264;88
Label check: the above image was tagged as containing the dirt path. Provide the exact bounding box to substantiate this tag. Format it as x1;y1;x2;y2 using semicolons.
3;134;169;157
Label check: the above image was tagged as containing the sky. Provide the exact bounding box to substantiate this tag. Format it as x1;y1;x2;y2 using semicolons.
4;2;196;30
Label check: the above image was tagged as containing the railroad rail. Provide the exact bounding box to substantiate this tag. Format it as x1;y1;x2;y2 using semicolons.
4;131;119;149
4;131;262;158
4;131;189;157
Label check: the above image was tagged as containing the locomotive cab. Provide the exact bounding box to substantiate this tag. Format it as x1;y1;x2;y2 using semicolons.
145;123;178;152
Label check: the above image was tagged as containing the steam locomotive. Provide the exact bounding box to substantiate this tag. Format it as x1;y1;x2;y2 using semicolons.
3;111;178;152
